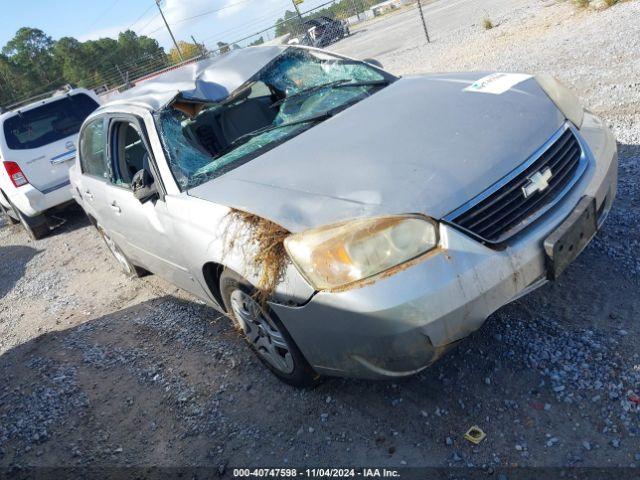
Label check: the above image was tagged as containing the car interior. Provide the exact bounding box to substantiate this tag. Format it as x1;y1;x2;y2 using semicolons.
112;122;149;186
179;81;278;158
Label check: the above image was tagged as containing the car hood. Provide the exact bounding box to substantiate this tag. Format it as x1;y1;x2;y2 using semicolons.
188;73;565;232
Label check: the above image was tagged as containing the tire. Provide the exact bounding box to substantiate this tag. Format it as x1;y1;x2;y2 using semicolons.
220;269;320;387
96;225;147;278
9;201;49;240
0;199;19;225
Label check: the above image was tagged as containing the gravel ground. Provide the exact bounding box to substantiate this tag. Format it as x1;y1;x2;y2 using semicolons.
0;0;639;471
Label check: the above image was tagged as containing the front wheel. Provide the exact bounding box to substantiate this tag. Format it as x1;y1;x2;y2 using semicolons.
96;225;146;278
220;269;320;387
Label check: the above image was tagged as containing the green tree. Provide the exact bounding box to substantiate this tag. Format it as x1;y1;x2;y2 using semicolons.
52;37;91;87
2;27;61;96
0;26;180;106
275;10;302;37
81;37;120;86
114;30;166;79
0;54;23;105
168;41;203;64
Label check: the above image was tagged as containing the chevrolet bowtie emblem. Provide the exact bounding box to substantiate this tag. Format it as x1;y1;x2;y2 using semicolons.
522;167;553;198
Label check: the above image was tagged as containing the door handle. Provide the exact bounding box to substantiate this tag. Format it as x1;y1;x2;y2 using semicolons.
110;202;121;214
84;190;94;200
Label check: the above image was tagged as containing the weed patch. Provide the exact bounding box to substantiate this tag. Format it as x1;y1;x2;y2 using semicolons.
483;17;494;29
222;210;289;305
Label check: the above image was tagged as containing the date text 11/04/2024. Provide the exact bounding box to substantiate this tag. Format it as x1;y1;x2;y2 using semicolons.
232;468;401;478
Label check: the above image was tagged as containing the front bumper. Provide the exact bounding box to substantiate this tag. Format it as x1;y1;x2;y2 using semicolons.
7;181;73;217
271;113;618;379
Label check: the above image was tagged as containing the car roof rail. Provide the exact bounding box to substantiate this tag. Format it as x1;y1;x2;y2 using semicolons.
2;84;75;112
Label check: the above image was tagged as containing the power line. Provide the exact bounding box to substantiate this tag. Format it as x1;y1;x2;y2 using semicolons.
143;0;257;36
198;3;296;43
9;1;163;100
197;0;347;44
84;0;123;32
9;0;370;101
135;11;162;35
126;2;159;31
155;0;183;60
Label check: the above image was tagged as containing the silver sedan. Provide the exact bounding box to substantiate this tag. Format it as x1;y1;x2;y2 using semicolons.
70;46;617;386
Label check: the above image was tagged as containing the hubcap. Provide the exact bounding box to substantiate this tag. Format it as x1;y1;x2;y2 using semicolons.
101;229;132;275
229;289;294;374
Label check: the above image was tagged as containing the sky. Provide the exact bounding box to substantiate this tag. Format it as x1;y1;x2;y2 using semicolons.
0;0;337;51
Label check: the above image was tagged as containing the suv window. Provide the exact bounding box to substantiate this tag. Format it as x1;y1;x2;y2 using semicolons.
111;122;149;186
3;93;99;150
79;118;110;179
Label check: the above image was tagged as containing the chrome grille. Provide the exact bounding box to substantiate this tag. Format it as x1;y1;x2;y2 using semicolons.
446;124;587;244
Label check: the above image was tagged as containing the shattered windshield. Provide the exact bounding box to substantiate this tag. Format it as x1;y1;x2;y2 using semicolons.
154;48;394;190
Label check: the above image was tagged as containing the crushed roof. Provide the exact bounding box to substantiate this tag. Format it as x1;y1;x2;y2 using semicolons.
105;45;288;112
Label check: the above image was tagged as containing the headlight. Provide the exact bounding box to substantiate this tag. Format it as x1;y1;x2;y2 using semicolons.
535;74;584;129
284;215;438;290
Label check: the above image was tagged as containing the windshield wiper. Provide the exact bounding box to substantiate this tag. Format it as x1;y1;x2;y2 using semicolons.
218;111;334;156
271;79;390;107
271;79;351;107
331;79;390;89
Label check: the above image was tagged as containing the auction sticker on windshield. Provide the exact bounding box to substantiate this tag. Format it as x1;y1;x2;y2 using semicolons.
464;73;532;94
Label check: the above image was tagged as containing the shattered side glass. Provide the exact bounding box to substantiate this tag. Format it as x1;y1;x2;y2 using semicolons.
155;47;394;191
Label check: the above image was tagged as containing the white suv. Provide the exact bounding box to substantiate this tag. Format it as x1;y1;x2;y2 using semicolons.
0;87;100;239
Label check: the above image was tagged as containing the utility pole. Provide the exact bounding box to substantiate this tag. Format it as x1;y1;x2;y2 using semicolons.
291;0;303;23
156;0;184;61
350;0;359;18
191;35;207;58
417;0;431;43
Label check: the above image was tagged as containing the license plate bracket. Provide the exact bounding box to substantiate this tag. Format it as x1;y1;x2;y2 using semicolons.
544;196;597;280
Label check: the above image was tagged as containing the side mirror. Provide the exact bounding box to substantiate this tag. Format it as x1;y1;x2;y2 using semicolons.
132;169;157;203
364;58;383;69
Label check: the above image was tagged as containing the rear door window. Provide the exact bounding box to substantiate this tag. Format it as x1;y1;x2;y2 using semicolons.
3;93;99;150
79;118;110;179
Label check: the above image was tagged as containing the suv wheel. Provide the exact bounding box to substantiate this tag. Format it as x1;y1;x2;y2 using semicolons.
220;269;320;387
0;200;19;225
9;201;49;240
96;225;146;278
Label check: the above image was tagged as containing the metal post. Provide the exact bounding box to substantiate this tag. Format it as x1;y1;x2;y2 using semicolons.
291;0;303;21
115;64;127;84
350;0;359;18
156;0;184;61
191;35;207;58
291;0;305;38
417;0;431;43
